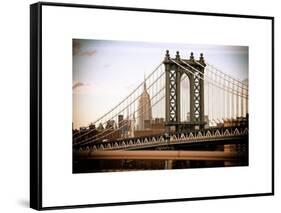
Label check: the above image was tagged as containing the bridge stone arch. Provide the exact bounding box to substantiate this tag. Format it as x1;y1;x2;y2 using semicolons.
164;50;206;131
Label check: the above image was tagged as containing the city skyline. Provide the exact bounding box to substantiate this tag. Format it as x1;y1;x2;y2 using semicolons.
73;39;248;129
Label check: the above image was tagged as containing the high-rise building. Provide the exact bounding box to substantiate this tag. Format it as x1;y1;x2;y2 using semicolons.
118;115;124;129
137;77;152;130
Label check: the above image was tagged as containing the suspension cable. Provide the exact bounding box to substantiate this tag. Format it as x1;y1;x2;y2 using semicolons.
75;74;190;146
74;67;165;141
172;59;247;99
180;59;248;98
73;62;163;137
78;86;166;146
196;61;248;88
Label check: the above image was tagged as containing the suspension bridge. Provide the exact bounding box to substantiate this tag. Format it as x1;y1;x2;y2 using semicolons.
73;50;248;170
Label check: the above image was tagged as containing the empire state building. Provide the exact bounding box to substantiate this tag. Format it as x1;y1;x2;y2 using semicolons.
137;78;152;130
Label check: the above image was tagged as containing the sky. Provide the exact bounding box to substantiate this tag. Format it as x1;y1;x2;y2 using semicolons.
73;39;248;129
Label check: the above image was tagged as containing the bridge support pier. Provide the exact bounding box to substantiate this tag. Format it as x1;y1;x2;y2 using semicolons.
164;160;173;169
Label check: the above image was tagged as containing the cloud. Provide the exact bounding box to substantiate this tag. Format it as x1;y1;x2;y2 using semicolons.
72;82;84;90
80;50;96;56
72;82;96;94
73;40;96;56
72;81;127;97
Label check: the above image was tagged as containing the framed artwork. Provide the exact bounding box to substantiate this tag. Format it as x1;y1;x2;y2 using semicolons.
30;2;274;210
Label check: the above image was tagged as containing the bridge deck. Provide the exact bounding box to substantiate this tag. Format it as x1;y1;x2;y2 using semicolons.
74;126;248;152
76;150;246;161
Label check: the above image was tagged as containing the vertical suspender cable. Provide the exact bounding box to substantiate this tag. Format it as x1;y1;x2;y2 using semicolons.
236;82;239;118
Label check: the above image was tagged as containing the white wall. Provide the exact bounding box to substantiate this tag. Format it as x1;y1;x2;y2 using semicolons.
0;0;279;212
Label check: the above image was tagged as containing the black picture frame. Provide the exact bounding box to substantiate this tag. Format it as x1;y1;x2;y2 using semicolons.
30;1;274;210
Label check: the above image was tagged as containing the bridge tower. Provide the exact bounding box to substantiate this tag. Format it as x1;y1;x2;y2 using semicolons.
164;50;206;131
